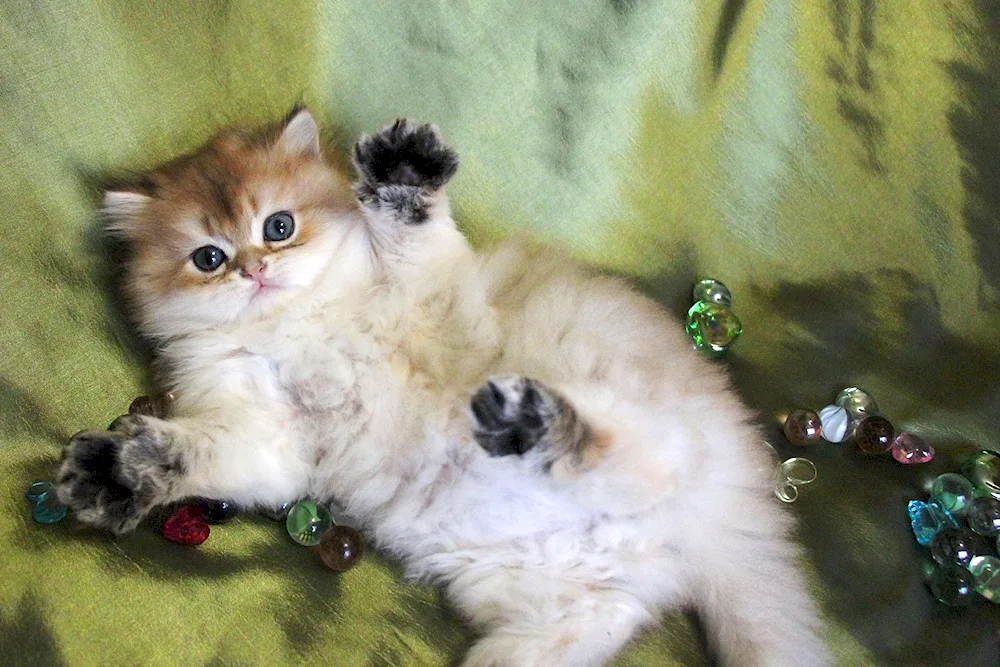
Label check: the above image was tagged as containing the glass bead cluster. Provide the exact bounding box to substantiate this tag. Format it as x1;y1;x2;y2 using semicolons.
908;451;1000;606
686;279;743;357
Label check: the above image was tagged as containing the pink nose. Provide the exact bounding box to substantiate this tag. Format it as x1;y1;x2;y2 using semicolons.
239;262;267;280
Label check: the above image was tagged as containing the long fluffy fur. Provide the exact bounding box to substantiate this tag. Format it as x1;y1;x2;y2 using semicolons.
60;111;828;666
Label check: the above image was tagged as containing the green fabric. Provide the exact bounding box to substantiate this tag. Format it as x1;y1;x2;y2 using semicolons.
2;0;999;664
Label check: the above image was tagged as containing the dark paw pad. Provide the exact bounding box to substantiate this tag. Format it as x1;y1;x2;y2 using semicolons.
353;119;459;190
470;376;549;457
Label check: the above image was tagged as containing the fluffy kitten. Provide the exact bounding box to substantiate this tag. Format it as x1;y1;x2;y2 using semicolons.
57;109;829;666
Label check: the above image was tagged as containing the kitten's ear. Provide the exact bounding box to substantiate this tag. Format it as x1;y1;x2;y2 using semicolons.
103;190;151;237
278;108;320;158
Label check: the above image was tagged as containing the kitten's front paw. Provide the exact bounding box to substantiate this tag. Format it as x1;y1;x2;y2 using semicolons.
353;119;459;191
470;376;551;457
56;416;179;534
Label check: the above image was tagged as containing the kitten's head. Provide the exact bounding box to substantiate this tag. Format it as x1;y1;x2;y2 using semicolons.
105;109;356;339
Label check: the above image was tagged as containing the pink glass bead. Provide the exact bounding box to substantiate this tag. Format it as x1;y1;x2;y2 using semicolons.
891;432;935;465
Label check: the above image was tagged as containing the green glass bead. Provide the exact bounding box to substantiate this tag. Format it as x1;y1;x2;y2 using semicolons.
931;473;977;516
25;481;55;503
32;493;68;524
928;566;976;606
960;450;1000;501
285;501;332;546
692;279;732;308
686;301;742;355
968;555;1000;603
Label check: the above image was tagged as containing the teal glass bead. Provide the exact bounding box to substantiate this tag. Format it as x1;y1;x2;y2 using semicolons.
25;481;55;503
285;501;332;546
960;450;1000;501
908;499;958;546
686;301;742;355
931;473;977;515
834;387;879;437
692;279;732;308
966;496;1000;536
968;555;1000;603
928;566;976;606
32;493;68;524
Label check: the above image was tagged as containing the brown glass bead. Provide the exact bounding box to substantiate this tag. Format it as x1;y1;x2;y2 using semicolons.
129;393;175;418
855;415;894;454
318;525;364;572
782;409;822;446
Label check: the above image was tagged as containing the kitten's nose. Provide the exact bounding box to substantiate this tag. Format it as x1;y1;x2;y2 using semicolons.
239;260;267;280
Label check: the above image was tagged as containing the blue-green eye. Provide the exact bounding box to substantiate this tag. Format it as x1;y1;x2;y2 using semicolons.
263;211;295;242
192;245;226;272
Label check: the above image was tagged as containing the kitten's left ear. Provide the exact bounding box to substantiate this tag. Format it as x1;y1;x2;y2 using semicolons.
279;108;320;158
103;190;152;237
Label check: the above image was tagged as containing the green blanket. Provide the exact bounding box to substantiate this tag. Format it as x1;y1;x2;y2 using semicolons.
2;1;999;664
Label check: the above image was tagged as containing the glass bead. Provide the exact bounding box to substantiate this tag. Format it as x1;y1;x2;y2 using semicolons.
854;416;894;455
834;387;879;437
128;393;174;418
691;279;732;308
966;497;1000;536
782;410;822;446
163;505;210;545
262;502;294;521
25;481;55;503
773;476;799;503
781;458;817;485
928;565;976;606
818;405;848;443
890;432;934;465
318;526;365;572
968;555;1000;603
929;527;979;568
200;499;238;524
286;501;332;546
960;450;1000;501
32;493;68;524
931;473;976;515
908;499;958;546
686;301;742;355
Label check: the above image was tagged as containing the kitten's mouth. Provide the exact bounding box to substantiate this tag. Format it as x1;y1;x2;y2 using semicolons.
249;283;283;299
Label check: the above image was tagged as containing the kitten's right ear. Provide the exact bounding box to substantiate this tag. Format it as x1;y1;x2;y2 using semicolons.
103;190;151;237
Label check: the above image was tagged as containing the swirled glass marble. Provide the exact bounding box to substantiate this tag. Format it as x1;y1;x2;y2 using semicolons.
969;555;1000;603
931;473;976;515
286;501;332;546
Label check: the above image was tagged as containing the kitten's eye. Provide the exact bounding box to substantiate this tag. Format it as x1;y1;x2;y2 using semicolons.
263;211;295;242
191;245;227;272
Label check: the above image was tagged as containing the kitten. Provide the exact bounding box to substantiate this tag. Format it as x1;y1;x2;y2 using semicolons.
57;109;829;667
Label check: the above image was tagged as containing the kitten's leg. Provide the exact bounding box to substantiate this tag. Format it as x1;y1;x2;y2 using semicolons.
352;119;459;227
56;413;306;533
469;375;601;473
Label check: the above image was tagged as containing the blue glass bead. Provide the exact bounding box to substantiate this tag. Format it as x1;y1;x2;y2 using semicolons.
931;473;976;515
25;481;55;503
969;555;1000;603
32;493;68;524
200;499;238;524
928;566;976;606
908;499;958;546
262;502;294;521
692;279;733;308
286;501;332;546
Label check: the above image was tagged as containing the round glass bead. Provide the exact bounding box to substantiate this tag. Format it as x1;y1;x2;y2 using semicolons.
931;473;976;515
691;279;732;308
908;499;958;546
929;527;978;568
966;496;1000;536
32;493;68;524
128;392;174;418
960;450;1000;501
318;525;365;572
834;387;879;437
782;410;822;446
969;555;1000;603
25;481;55;503
163;505;210;545
854;416;894;455
781;458;817;485
890;432;934;465
686;301;742;355
818;405;848;443
928;566;976;606
200;499;238;524
286;501;332;546
262;502;294;521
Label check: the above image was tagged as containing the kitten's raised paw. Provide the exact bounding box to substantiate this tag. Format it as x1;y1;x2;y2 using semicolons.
470;376;552;458
56;416;180;534
353;119;459;191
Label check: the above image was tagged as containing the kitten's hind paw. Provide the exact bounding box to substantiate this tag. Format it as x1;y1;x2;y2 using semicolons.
56;416;180;534
470;376;556;458
353;120;459;191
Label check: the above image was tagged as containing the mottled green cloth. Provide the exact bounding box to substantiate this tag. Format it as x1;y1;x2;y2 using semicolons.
2;1;999;665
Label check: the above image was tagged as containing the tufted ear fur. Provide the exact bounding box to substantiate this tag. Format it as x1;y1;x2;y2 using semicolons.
103;190;152;237
278;108;320;158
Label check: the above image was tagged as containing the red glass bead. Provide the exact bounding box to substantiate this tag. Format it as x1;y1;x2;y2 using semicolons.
317;525;364;572
163;504;210;546
855;416;895;455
